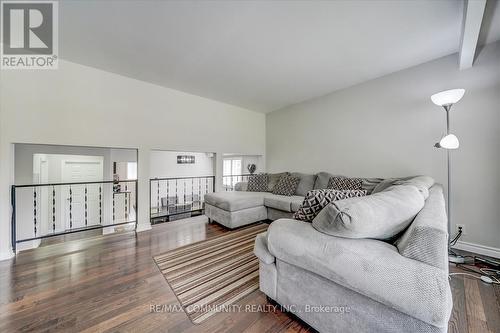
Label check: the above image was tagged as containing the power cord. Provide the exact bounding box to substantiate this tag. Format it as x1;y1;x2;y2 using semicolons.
448;227;500;283
449;227;462;247
449;272;500;285
450;262;500;285
480;267;500;276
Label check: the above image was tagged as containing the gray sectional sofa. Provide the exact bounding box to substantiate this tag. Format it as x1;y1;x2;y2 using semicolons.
204;172;379;229
204;172;452;333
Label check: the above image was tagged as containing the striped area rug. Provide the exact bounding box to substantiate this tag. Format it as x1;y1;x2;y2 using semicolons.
153;223;268;324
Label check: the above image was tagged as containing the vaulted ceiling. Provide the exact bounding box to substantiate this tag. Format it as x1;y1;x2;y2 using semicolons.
59;0;500;112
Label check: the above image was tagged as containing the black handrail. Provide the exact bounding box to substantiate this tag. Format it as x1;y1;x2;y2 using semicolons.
149;176;215;223
151;175;214;181
222;174;252;178
13;179;138;188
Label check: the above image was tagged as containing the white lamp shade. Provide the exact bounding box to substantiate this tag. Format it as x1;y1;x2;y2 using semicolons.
438;134;460;149
431;89;465;106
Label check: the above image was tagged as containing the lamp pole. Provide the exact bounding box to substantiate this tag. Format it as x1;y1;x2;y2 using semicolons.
446;113;451;240
430;88;464;263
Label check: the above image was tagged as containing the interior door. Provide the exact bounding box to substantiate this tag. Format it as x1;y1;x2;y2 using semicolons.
62;158;104;230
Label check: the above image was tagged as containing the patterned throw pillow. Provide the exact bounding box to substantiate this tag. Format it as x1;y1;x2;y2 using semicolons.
272;175;300;196
267;172;289;192
327;176;363;191
247;174;268;192
293;189;367;222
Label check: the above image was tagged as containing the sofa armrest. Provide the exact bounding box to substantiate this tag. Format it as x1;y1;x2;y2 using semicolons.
253;232;275;264
254;232;275;264
234;182;248;191
396;185;448;271
267;219;452;328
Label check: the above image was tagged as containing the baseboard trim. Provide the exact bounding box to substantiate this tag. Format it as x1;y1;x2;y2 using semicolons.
135;223;152;232
0;250;15;262
452;241;500;259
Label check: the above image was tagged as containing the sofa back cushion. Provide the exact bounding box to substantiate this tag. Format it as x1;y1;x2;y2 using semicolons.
234;181;248;191
395;185;448;270
361;177;383;194
290;172;316;196
314;172;338;190
312;185;425;240
372;176;434;197
247;174;268;192
392;176;435;199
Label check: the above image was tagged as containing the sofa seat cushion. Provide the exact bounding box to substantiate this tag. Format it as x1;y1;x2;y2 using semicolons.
266;219;452;328
264;195;299;212
204;191;272;212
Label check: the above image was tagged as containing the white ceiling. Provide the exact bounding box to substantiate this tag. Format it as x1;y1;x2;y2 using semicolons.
59;0;500;113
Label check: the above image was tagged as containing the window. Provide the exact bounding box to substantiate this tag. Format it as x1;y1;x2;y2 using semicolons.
127;162;137;180
223;158;242;187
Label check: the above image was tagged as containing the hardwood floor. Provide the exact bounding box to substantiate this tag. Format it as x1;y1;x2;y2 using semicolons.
0;216;498;333
448;253;500;333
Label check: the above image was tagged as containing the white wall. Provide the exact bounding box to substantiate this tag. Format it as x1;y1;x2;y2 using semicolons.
267;41;500;251
0;59;266;260
14;144;114;184
150;151;214;178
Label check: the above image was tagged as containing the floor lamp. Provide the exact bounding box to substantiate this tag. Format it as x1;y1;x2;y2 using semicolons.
431;88;465;264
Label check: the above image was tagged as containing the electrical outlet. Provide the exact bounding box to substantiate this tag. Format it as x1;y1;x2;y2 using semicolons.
456;224;466;236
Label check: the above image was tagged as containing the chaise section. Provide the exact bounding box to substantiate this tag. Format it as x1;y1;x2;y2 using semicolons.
204;191;275;228
205;191;272;211
204;180;306;228
266;219;452;329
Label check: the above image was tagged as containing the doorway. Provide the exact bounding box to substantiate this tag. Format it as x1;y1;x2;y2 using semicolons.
61;157;104;229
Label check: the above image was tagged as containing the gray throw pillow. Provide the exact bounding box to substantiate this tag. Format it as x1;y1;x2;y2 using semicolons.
273;175;300;196
267;172;289;192
312;185;425;240
294;189;367;222
247;174;268;192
